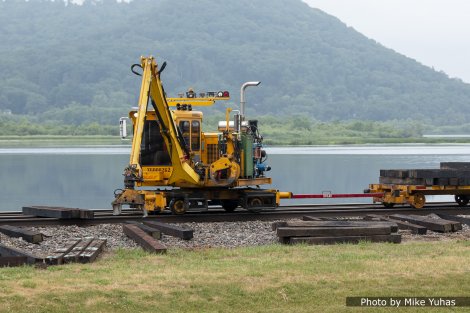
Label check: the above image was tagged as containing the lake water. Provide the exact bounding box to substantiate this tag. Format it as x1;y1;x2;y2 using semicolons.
1;144;470;211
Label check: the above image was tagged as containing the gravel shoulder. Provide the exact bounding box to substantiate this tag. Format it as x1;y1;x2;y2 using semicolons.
0;217;469;258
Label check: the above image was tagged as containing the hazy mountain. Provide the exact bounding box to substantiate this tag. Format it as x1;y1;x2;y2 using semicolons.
1;0;470;125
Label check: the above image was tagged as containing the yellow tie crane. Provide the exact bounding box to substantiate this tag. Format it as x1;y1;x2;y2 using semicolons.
112;56;290;216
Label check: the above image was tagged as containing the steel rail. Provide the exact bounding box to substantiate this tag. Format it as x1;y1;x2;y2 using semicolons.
0;202;458;215
0;203;468;226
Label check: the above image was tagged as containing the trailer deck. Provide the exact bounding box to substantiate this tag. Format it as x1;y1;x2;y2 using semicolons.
368;162;470;208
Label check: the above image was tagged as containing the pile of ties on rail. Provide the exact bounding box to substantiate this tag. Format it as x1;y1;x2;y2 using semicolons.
273;213;468;245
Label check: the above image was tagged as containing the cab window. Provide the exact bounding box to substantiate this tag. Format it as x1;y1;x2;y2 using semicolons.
140;120;171;166
179;120;190;149
191;120;201;151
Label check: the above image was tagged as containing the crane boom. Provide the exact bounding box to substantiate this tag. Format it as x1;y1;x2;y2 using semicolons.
125;56;200;187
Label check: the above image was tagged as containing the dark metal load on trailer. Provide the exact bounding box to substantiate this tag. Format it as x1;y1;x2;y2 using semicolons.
367;162;470;208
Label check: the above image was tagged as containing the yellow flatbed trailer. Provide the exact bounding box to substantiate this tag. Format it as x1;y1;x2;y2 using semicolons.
368;183;470;208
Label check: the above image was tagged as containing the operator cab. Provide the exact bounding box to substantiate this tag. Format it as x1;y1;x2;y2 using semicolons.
124;89;230;167
127;109;203;166
174;110;202;162
134;113;171;166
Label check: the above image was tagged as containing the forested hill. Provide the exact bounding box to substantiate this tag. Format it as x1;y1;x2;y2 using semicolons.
1;0;470;126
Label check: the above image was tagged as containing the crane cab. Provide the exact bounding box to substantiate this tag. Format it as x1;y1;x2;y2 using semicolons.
125;91;230;186
173;110;202;162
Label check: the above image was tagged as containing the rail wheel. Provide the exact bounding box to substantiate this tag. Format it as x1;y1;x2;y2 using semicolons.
169;199;187;215
455;195;469;207
221;199;239;212
383;202;395;208
410;193;425;209
247;197;263;213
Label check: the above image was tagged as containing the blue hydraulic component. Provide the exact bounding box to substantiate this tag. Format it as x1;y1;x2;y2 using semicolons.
256;162;271;173
253;142;271;177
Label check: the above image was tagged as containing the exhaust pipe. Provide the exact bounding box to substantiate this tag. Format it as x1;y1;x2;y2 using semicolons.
240;81;261;118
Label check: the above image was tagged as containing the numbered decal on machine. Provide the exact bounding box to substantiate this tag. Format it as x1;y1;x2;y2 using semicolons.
145;167;172;173
143;167;173;180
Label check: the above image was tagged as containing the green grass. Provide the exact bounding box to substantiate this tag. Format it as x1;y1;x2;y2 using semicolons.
0;241;469;312
4;116;470;145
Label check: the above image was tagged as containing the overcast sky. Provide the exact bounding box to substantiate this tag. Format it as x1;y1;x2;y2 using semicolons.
304;0;470;83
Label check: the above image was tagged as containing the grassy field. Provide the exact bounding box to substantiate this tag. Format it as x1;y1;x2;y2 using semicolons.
0;241;469;312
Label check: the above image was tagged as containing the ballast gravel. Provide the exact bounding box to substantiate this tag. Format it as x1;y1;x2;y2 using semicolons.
1;216;469;258
0;221;278;258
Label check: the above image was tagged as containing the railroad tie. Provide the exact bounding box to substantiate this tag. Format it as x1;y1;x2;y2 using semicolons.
0;244;43;265
45;239;81;265
142;221;193;240
45;238;106;265
0;225;43;243
364;214;427;235
279;220;399;233
125;221;162;239
78;239;107;263
436;213;470;227
0;256;28;267
22;206;94;220
289;234;401;245
275;219;400;245
390;214;460;233
63;238;94;263
123;224;167;254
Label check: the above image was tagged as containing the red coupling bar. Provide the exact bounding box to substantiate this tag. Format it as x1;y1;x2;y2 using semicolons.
291;192;384;199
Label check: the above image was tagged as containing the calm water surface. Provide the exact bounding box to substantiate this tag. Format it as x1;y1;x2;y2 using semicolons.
1;144;470;211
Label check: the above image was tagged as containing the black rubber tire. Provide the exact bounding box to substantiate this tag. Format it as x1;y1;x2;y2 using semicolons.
383;202;395;208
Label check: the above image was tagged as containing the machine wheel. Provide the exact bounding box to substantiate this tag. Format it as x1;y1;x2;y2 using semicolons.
169;199;188;215
410;193;425;209
455;195;469;207
247;197;263;213
383;202;395;208
221;199;239;212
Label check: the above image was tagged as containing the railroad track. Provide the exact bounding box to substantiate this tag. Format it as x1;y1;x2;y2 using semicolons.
0;202;469;226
